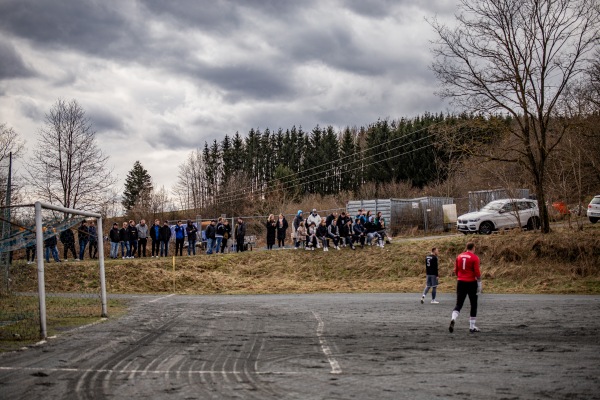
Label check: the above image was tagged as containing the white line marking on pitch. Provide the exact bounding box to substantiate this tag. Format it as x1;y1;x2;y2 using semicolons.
311;311;342;374
148;294;175;303
0;366;303;375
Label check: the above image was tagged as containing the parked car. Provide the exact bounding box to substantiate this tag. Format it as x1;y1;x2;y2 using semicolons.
457;199;540;234
587;195;600;224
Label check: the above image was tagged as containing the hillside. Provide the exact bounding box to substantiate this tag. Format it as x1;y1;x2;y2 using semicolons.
9;224;600;295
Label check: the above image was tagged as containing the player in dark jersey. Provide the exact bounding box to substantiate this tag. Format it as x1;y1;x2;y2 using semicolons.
421;247;440;304
449;242;482;333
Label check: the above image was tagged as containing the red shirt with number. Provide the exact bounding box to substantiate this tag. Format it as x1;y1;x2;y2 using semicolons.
455;251;481;282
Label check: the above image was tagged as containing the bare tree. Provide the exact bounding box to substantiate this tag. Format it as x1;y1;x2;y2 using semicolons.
0;123;25;207
27;99;116;216
430;0;600;233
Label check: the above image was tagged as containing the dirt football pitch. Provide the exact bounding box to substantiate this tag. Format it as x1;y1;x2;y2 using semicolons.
1;293;599;399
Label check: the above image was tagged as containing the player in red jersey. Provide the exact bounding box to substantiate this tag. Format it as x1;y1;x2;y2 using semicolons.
449;242;482;333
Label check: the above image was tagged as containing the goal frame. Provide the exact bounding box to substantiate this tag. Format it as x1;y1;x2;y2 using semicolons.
34;201;108;339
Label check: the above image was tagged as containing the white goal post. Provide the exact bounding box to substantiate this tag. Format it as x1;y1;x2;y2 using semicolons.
34;201;108;339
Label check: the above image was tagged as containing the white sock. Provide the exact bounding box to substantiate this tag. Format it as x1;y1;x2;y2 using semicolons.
470;318;476;329
452;311;459;321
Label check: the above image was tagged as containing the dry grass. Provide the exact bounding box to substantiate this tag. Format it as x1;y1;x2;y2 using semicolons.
8;224;600;296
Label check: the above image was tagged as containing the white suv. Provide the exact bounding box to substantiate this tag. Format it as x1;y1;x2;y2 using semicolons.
588;195;600;224
457;199;540;234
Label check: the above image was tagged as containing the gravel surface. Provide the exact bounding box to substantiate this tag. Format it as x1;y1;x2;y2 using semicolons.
1;293;599;399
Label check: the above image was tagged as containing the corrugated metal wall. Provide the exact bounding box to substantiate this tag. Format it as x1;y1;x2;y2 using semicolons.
347;197;453;234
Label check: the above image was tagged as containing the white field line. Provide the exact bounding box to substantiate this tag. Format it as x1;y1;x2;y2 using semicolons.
148;294;175;303
0;366;302;375
311;311;342;374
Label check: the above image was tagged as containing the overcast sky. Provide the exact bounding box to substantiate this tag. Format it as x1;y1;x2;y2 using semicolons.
0;0;456;196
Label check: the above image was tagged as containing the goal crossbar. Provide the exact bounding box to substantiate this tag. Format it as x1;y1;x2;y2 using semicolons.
34;201;108;339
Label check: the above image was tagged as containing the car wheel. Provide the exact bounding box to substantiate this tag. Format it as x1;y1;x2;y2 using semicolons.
478;222;494;235
590;217;598;224
526;217;540;231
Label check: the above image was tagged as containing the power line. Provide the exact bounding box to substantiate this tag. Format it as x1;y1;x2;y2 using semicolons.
187;121;444;206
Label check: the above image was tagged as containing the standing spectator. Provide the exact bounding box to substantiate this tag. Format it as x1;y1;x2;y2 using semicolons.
421;247;440;304
326;218;341;250
128;220;139;258
109;223;120;259
174;220;185;256
276;214;288;248
205;220;216;255
234;218;246;252
150;219;161;257
292;210;304;249
317;219;329;251
77;220;89;261
375;211;392;244
265;214;276;250
296;221;307;249
159;221;172;257
136;219;149;257
88;220;98;259
44;227;61;262
221;219;231;253
306;209;322;248
186;220;198;256
119;221;131;259
353;218;366;248
25;231;36;264
60;227;77;261
449;242;482;333
214;218;225;254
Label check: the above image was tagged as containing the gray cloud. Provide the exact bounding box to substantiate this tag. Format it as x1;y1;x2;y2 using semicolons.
0;39;35;79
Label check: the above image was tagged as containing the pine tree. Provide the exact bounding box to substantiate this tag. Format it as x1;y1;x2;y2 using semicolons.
122;161;153;212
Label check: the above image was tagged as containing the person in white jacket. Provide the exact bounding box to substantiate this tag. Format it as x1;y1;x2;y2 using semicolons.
306;209;322;248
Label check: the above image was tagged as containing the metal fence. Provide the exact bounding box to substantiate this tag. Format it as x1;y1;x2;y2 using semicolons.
468;189;530;212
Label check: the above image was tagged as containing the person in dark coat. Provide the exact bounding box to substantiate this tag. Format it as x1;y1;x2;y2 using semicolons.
128;220;139;258
60;228;77;261
109;223;120;259
77;221;89;260
276;213;288;248
205;220;216;255
220;219;231;253
159;221;172;257
234;218;246;252
186;220;198;256
44;228;61;262
119;221;131;258
292;210;304;248
265;214;277;250
88;220;98;259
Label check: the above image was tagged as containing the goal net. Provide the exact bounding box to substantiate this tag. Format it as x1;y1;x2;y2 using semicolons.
0;202;107;345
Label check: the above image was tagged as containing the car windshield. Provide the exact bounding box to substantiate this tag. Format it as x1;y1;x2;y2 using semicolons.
481;201;505;212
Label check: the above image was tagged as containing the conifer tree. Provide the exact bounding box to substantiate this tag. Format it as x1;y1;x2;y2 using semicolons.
122;161;153;212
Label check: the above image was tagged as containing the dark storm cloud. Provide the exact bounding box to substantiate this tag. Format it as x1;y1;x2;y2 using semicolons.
0;40;35;80
201;64;294;101
0;1;138;57
153;123;200;150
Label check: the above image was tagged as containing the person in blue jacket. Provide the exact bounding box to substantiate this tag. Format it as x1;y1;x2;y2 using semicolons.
174;220;185;256
150;219;161;258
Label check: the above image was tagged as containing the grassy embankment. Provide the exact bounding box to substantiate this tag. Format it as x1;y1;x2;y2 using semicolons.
9;224;600;295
